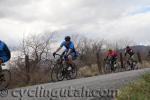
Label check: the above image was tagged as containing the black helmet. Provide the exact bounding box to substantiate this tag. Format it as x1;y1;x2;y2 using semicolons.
65;36;71;41
126;46;130;49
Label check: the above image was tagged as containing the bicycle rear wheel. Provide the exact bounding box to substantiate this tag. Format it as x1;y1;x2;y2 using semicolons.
0;69;11;90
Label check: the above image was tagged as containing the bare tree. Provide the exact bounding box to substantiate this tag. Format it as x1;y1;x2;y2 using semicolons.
76;36;104;69
116;38;136;49
21;33;54;64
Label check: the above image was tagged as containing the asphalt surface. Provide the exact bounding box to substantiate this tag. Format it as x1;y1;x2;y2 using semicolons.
0;68;150;100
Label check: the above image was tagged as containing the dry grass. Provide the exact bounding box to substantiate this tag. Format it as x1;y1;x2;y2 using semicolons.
116;72;150;100
140;60;150;68
78;64;100;77
9;68;51;88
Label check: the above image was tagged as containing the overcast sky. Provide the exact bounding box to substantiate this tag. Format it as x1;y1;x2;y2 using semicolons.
0;0;150;46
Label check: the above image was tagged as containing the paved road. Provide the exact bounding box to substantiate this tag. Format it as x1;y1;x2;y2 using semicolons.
0;68;150;100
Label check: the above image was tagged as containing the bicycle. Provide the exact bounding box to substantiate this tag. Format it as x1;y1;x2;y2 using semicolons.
124;57;138;71
0;64;11;90
51;53;77;82
104;58;120;73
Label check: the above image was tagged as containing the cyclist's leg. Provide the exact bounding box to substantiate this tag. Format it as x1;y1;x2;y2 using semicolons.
126;55;131;65
66;53;77;70
111;57;116;71
131;54;137;69
72;52;78;60
61;51;66;65
68;52;76;61
68;54;73;64
113;57;117;66
110;58;114;71
131;54;137;62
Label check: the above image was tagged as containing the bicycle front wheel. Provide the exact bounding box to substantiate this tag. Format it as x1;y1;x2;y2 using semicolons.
104;63;111;73
51;64;59;82
0;69;11;90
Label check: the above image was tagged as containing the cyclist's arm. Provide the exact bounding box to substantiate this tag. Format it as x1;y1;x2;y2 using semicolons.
0;56;10;63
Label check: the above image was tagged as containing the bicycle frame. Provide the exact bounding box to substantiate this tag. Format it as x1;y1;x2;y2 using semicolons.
54;53;70;64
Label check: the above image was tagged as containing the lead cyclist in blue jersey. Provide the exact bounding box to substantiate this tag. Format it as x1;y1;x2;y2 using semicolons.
53;36;79;64
0;40;11;79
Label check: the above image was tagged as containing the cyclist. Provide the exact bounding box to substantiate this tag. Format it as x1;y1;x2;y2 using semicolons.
0;40;11;79
53;36;78;65
124;46;134;58
105;49;118;71
124;46;136;69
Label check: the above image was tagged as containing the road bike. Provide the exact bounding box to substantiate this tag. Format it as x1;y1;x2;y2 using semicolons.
51;53;77;82
104;58;120;73
124;57;138;71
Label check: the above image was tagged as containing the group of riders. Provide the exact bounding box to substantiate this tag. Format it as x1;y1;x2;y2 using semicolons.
0;36;136;79
53;36;136;70
105;46;136;71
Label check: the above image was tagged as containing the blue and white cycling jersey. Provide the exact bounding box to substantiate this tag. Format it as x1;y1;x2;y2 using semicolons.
60;41;76;52
0;40;11;63
61;41;80;59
